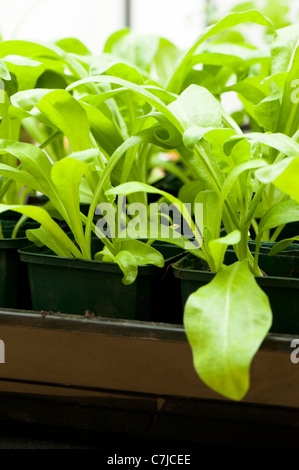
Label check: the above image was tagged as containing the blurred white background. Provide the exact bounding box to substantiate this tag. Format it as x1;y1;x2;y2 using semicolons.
1;0;298;53
0;0;208;52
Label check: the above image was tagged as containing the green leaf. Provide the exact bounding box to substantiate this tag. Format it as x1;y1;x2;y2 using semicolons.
11;88;55;112
26;226;74;258
90;54;145;84
167;10;275;93
0;162;39;192
253;93;281;132
37;90;91;151
55;38;91;55
105;181;195;231
0;204;82;258
276;45;299;136
224;132;299;159
96;240;164;285
79;100;123;154
221;159;267;203
169;85;222;131
103;31;160;71
256;157;299;203
184;259;272;400
0;40;91;81
66;75;184;133
153;37;181;85
224;79;266;105
208;230;241;272
10;89;56;126
0;60;11;81
269;237;299;256
183;126;215;150
271;25;299;75
258;198;299;236
191;52;249;79
114;250;139;285
0;140;68;219
104;29;130;53
4;58;45;92
51;158;88;257
195;190;219;240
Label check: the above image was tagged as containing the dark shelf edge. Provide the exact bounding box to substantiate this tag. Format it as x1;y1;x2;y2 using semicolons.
0;308;296;351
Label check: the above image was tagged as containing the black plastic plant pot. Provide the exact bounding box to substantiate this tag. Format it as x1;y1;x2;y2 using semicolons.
0;213;39;309
0;237;33;309
19;240;185;322
173;245;299;335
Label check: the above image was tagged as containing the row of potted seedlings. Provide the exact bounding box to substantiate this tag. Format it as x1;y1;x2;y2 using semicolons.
0;10;299;403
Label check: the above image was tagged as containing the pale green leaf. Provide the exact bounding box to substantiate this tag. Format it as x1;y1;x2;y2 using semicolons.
184;259;272;400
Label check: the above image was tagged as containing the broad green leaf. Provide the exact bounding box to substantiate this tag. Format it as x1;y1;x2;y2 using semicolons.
0;40;61;61
121;240;164;267
37;90;91;151
258;198;299;236
195;190;219;240
0;204;82;258
253;93;281;132
26;226;74;258
66;75;184;133
179;181;214;206
269;237;299;256
167;10;275;93
221;159;267;203
0;163;39;193
115;224;200;255
224;79;267;106
153;37;181;85
90;54;145;84
0;40;91;81
256;157;299;203
261;71;287;90
10;89;56;127
79;100;123;154
0;60;11;81
51;158;88;257
114;250;138;285
105;181;203;249
11;88;55;112
276;45;299;136
105;181;194;228
169;85;222;131
184;259;272;400
0;140;68;219
271;25;299;75
67;149;101;163
204;128;237;162
55;38;91;55
191;52;249;79
208;230;241;272
224;132;299;159
103;32;160;71
5;59;45;92
183;126;215;150
104;29;130;53
96;240;164;285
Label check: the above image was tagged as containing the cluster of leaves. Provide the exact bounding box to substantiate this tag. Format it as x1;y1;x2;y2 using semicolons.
1;9;299;401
